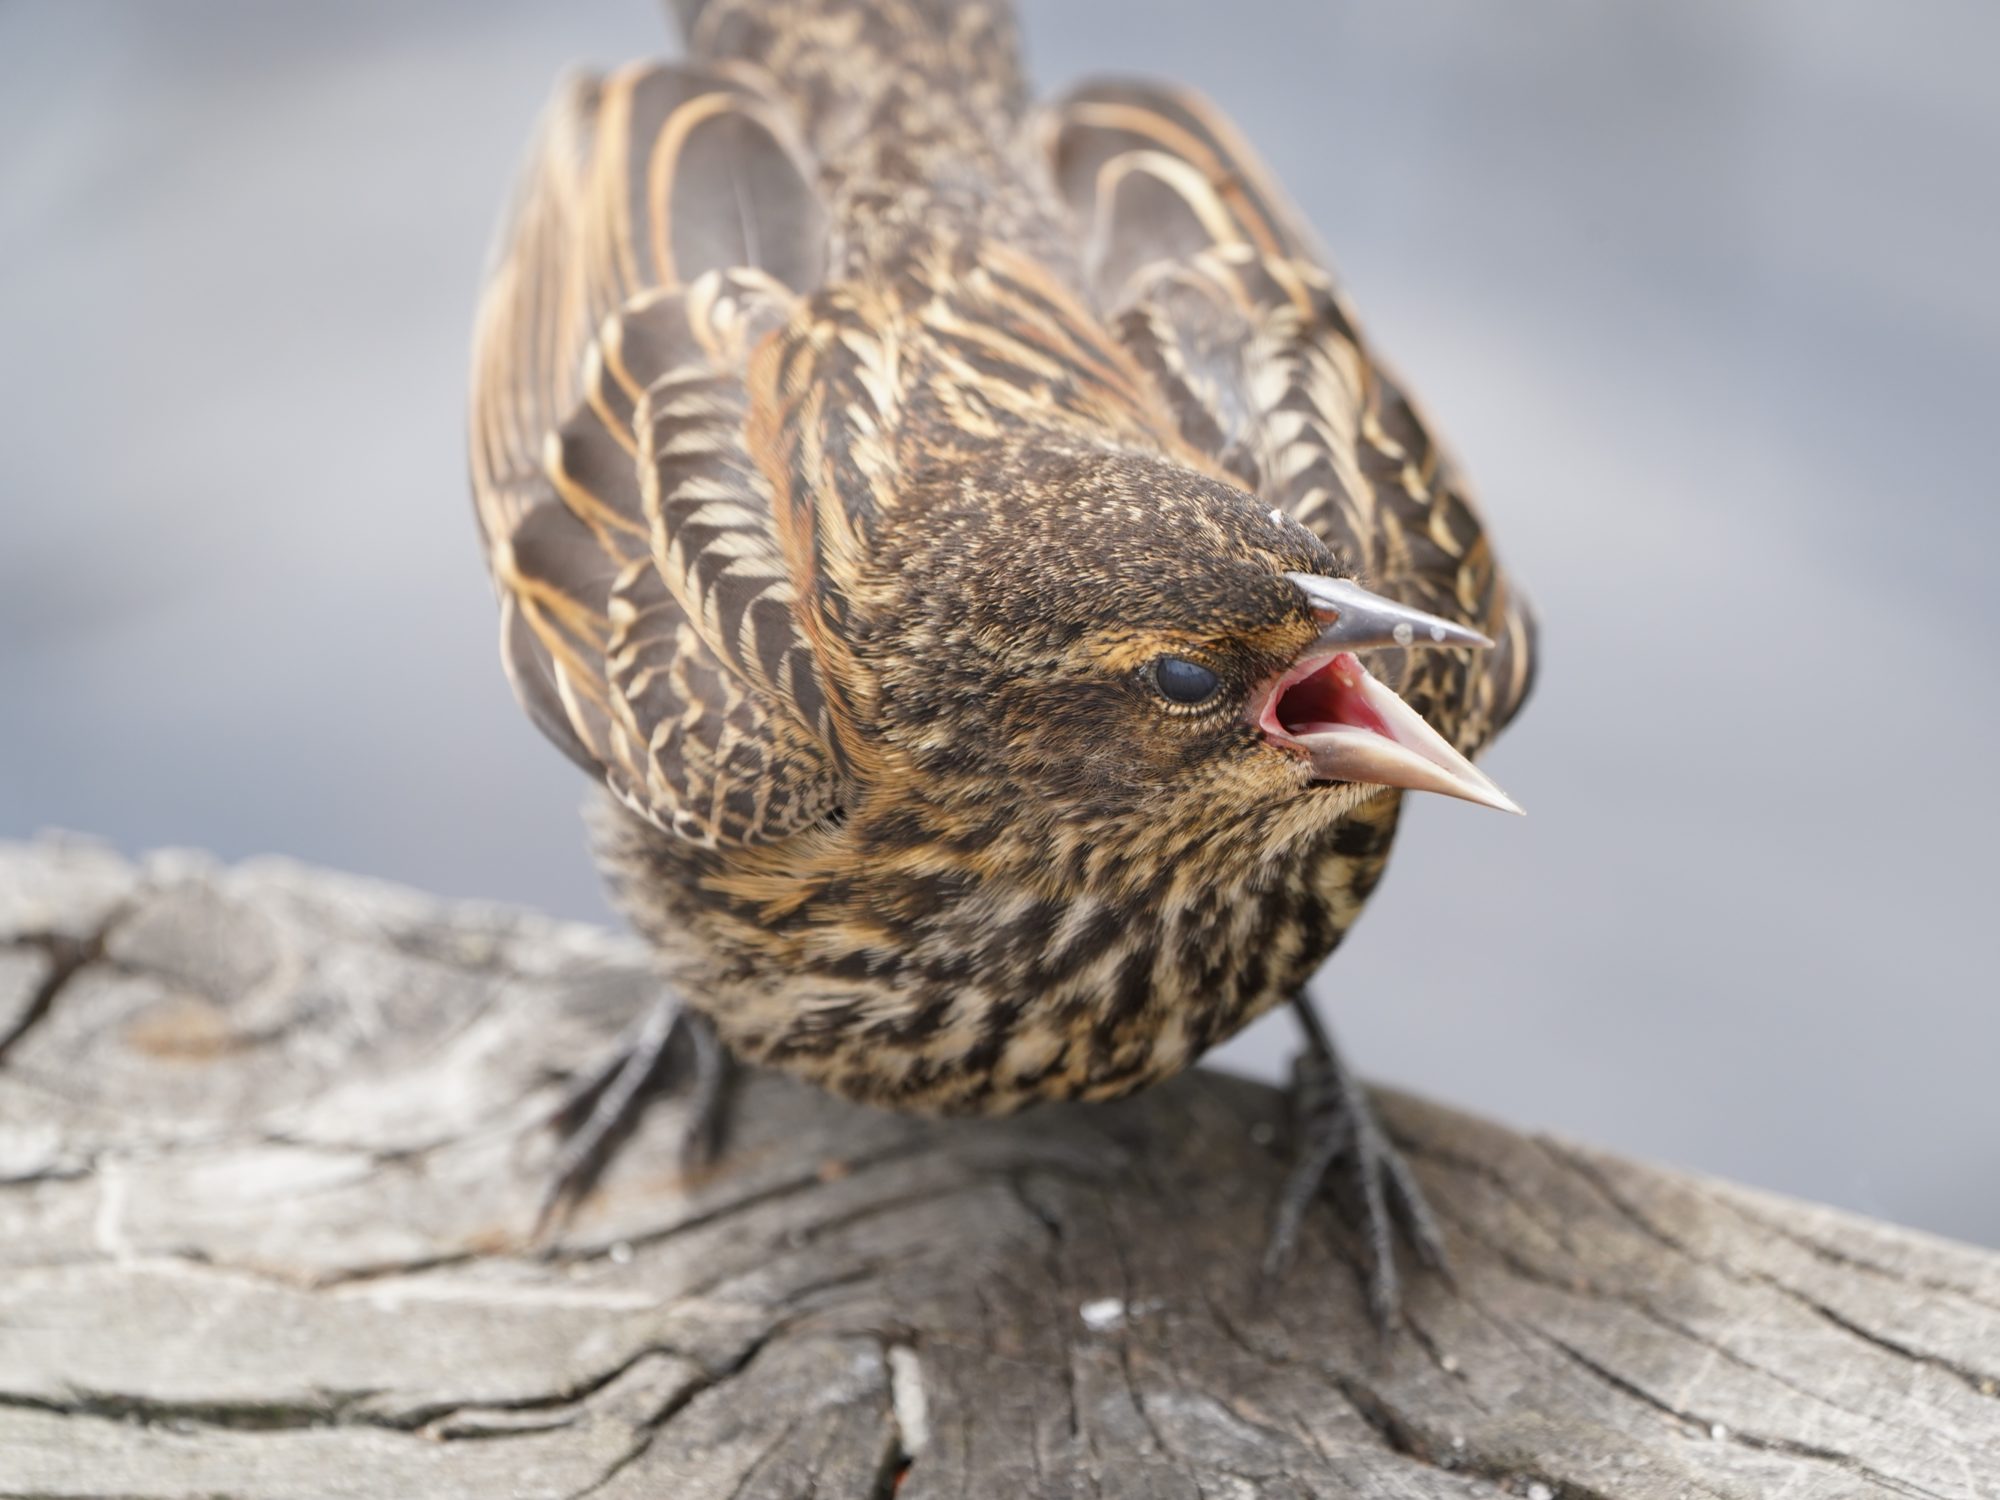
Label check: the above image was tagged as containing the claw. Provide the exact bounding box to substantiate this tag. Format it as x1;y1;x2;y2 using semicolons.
1261;995;1451;1333
533;989;731;1241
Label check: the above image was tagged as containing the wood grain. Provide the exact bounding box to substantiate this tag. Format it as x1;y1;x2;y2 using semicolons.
1;836;1994;1498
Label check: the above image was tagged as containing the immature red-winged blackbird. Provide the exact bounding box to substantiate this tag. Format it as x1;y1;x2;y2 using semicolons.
469;0;1535;1323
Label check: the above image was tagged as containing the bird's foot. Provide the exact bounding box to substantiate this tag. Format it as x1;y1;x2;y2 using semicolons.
534;987;730;1240
1262;1002;1449;1332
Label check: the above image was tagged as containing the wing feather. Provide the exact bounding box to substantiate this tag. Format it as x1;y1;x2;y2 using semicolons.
470;65;842;845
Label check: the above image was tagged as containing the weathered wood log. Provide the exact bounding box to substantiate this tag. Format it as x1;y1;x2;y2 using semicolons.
1;837;1995;1499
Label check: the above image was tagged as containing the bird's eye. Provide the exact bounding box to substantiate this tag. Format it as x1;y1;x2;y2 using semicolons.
1151;656;1221;706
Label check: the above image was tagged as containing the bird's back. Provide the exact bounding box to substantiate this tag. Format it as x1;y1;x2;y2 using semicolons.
670;0;1063;272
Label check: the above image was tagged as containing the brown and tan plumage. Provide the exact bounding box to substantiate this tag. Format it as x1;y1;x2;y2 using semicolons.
469;0;1535;1319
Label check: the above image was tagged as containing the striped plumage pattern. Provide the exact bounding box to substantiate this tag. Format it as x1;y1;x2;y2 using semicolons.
1049;83;1535;754
470;68;837;844
468;0;1536;1113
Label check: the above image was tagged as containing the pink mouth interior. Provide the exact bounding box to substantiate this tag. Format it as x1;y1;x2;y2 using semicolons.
1270;651;1391;738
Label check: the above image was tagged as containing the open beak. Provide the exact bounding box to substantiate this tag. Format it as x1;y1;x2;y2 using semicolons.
1258;573;1523;815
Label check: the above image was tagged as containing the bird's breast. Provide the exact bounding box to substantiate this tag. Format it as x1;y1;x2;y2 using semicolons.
607;796;1403;1114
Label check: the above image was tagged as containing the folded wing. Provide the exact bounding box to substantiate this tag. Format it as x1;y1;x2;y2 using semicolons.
470;65;843;846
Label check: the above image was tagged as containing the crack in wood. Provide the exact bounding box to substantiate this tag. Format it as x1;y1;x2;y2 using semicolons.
1539;1331;1953;1500
3;841;1996;1500
1552;1142;2000;1400
0;906;130;1063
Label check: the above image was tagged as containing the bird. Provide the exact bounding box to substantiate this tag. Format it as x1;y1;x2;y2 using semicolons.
468;0;1536;1325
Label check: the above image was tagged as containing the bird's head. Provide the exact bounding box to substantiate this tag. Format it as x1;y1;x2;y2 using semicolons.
851;447;1517;869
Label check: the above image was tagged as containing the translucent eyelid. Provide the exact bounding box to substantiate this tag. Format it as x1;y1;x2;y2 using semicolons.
1152;655;1221;705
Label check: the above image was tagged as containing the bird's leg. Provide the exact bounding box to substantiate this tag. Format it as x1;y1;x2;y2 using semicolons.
534;986;731;1239
1263;993;1449;1331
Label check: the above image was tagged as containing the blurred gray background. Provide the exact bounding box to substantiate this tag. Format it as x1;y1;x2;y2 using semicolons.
3;1;1995;1244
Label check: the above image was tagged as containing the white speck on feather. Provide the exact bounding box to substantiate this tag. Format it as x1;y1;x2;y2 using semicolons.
1268;508;1286;527
1526;1484;1554;1500
608;1241;633;1265
888;1345;929;1454
1710;1422;1730;1441
1080;1298;1126;1331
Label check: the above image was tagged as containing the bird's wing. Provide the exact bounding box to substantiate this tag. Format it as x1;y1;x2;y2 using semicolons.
1045;81;1536;750
470;66;844;846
